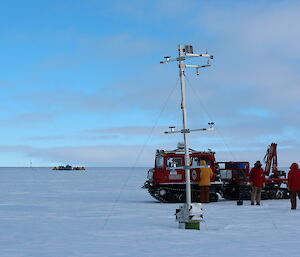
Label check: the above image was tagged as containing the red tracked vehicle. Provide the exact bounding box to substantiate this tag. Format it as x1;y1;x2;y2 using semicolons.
143;144;223;203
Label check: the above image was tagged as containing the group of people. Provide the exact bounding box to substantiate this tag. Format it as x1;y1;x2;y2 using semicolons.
248;160;300;209
198;160;300;210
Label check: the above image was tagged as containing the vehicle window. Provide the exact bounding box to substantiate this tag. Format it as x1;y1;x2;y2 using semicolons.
218;163;226;169
191;157;200;166
233;170;247;179
190;157;211;166
167;157;183;167
155;155;164;168
220;170;232;179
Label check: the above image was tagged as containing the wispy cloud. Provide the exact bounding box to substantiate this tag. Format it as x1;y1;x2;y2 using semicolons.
83;126;167;136
0;111;58;127
27;134;117;142
238;108;274;118
12;112;57;123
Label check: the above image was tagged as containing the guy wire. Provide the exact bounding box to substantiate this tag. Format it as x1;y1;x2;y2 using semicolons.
102;77;180;229
184;75;237;161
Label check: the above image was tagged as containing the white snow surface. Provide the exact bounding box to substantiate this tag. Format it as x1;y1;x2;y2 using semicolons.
0;167;299;257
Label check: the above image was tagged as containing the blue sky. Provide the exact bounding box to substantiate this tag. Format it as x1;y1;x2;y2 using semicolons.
0;0;299;167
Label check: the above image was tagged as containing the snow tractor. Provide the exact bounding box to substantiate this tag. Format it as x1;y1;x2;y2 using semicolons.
143;144;222;203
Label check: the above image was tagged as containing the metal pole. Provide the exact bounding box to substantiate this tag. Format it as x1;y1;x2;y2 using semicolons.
178;44;191;207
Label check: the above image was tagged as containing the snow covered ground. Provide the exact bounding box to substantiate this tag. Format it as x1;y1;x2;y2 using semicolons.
0;167;299;257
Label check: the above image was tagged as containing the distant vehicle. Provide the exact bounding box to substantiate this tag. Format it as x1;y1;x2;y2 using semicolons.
52;165;86;171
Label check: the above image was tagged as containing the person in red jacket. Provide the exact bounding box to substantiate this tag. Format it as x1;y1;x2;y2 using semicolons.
288;163;300;210
249;160;266;205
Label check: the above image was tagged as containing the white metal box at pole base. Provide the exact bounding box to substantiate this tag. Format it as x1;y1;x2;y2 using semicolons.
175;203;203;230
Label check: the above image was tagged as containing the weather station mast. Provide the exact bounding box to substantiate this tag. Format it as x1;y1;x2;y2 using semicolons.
160;45;214;230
